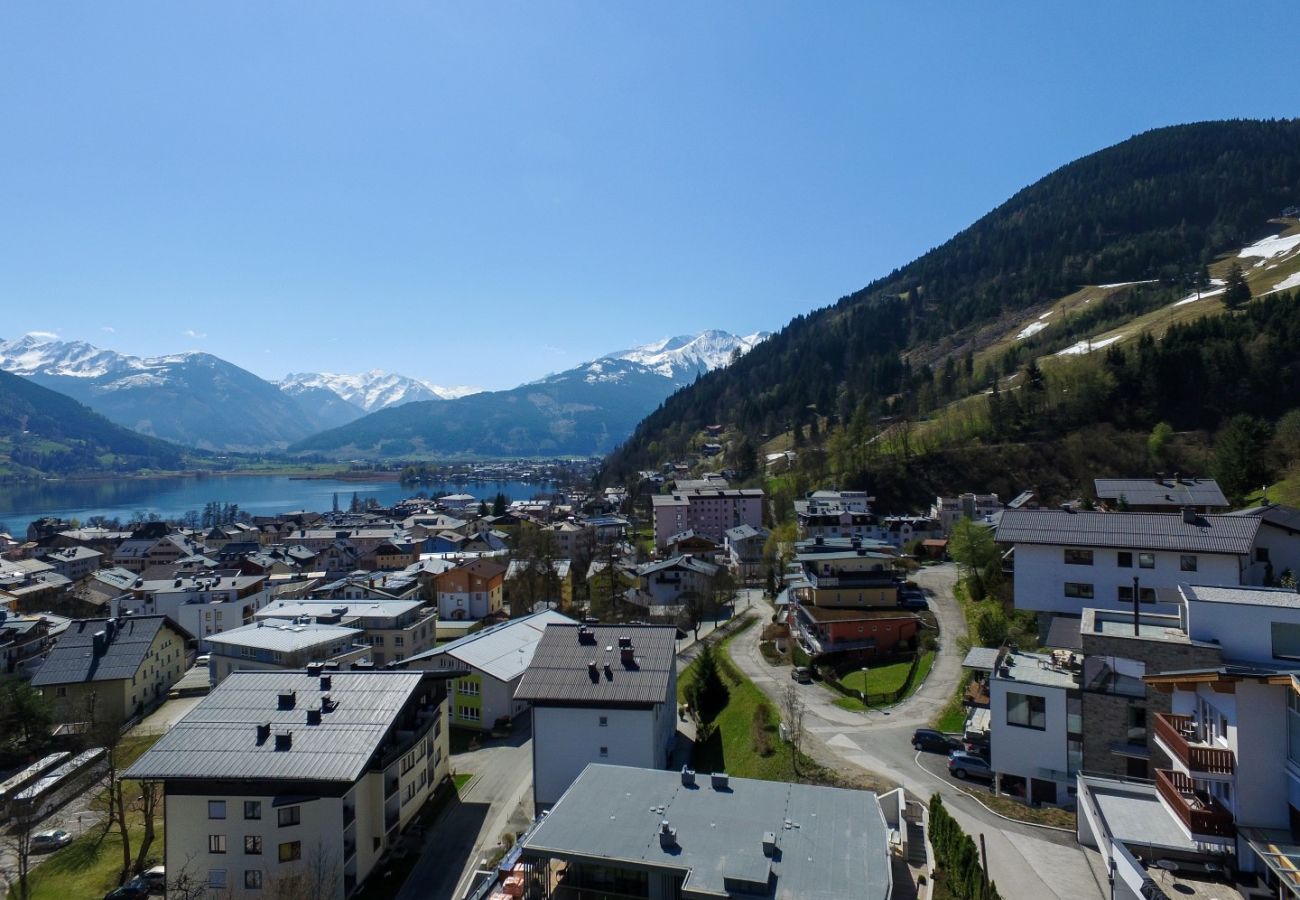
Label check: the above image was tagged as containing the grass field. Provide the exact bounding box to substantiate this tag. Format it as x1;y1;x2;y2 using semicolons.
831;651;935;712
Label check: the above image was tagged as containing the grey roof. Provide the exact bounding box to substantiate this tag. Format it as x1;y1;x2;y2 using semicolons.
1180;583;1300;609
207;621;362;652
961;647;1001;671
124;670;428;783
514;623;676;706
1230;503;1300;534
724;524;766;542
1044;614;1085;650
405;609;575;681
1077;775;1200;853
637;555;719;578
523;764;890;900
994;508;1260;555
32;615;188;687
1094;477;1227;508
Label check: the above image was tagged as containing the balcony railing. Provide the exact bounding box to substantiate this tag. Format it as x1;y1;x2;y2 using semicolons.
1155;769;1235;839
1154;713;1235;775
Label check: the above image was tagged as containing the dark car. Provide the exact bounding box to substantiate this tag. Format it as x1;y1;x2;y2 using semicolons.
791;666;813;684
898;589;928;610
103;887;150;900
948;750;995;781
911;728;957;753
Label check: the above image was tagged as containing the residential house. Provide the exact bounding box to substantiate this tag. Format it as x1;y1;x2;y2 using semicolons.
875;516;944;549
930;493;1002;533
434;559;506;621
254;598;436;666
995;508;1265;616
538;521;593;561
125;669;455;899
31;615;192;725
0;612;53;676
789;546;918;662
723;524;769;584
206;621;369;683
631;555;720;613
112;533;199;574
0;558;71;611
651;488;764;551
504;559;574;612
118;572;273;650
515;623;678;811
1093;476;1229;513
38;546;103;581
516;765;893;900
1229;502;1300;585
664;530;722;561
404;609;574;729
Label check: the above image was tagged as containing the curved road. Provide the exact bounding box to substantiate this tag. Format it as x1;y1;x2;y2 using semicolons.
731;564;1109;900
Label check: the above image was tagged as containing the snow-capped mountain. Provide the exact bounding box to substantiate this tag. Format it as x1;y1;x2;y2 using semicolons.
278;370;481;412
609;329;769;380
0;334;343;451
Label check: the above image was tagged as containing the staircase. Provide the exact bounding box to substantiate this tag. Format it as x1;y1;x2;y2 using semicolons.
906;819;927;865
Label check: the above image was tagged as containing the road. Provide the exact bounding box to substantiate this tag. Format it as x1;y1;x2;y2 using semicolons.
730;563;1110;900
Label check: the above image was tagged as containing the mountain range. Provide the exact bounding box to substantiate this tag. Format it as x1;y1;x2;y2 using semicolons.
0;329;765;460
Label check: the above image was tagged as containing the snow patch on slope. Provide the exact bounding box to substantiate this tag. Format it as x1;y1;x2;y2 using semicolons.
608;329;770;380
1238;233;1300;261
1056;335;1124;356
278;370;481;411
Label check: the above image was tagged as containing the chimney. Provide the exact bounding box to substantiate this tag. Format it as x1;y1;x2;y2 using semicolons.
274;731;293;751
306;662;324;677
320;674;332;691
92;630;107;656
621;647;637;667
762;832;778;857
306;707;322;726
587;660;599;682
105;618;117;642
1154;471;1165;485
320;692;335;713
658;820;677;849
681;766;696;787
711;772;730;791
1182;507;1198;524
278;690;297;710
255;723;271;744
603;663;613;680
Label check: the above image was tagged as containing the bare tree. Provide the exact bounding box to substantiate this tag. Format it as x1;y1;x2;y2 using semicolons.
267;840;341;900
131;779;162;874
2;804;40;900
780;683;807;778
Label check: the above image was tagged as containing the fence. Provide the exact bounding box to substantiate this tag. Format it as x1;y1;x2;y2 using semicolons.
818;651;923;707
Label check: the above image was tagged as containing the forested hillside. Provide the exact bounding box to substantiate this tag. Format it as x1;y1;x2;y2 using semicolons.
603;120;1300;503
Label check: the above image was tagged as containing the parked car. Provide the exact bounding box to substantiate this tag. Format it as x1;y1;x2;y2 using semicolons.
791;666;813;684
132;865;166;894
898;589;928;609
30;829;73;853
194;654;210;667
948;751;994;782
911;728;957;753
103;886;150;900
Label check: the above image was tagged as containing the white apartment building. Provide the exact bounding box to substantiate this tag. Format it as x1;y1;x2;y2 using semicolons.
988;648;1082;806
254;598;436;666
931;492;1001;533
515;622;678;812
118;572;274;650
206;621;369;684
126;669;455;899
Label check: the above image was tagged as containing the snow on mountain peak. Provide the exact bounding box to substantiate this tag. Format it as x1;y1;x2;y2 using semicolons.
277;371;482;411
608;329;769;380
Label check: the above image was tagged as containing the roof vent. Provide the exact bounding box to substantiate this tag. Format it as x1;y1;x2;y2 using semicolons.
306;707;322;726
587;660;599;682
306;662;324;677
274;731;293;751
621;647;637;668
278;690;297;710
618;636;632;648
681;766;696;787
658;820;677;849
711;772;730;791
320;692;336;713
603;663;613;680
762;832;778;857
320;674;332;691
578;626;596;645
256;722;271;744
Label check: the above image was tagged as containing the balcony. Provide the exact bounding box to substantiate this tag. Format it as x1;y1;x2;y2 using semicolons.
1154;713;1235;776
1155;769;1235;839
343;804;355;827
384;777;399;799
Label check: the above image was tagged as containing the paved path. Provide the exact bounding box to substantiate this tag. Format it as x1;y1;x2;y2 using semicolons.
729;563;1108;900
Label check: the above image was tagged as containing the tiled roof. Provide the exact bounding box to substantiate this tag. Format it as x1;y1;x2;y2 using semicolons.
514;623;676;706
994;509;1260;554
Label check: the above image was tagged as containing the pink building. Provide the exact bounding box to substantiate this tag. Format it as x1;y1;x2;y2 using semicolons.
651;488;763;550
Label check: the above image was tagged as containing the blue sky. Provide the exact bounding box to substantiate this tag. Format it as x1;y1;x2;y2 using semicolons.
2;3;1298;391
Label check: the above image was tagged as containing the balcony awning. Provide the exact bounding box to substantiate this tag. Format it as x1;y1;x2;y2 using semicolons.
1242;827;1300;897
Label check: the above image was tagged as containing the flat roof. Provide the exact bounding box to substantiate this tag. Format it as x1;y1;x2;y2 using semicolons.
207;622;361;652
1083;608;1189;643
523;764;890;900
1181;583;1300;609
992;650;1079;689
1080;775;1200;853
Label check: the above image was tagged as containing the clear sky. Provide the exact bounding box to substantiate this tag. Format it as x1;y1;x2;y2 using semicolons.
2;3;1297;391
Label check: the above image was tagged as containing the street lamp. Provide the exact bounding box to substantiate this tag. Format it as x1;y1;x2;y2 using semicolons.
861;667;868;706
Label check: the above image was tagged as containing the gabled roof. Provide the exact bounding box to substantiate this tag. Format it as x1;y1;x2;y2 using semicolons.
124;670;431;783
32;615;189;687
636;555;719;577
515;623;676;706
406;609;575;681
1229;503;1300;534
1094;477;1227;508
994;509;1260;555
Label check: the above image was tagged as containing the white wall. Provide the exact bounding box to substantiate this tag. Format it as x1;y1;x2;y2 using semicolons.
1013;544;1241;615
1185;598;1300;664
532;705;659;809
990;677;1068;791
1230;681;1289;829
1248;524;1300;584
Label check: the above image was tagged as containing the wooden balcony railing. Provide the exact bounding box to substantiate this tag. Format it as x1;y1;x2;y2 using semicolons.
1154;713;1235;775
1155;769;1235;839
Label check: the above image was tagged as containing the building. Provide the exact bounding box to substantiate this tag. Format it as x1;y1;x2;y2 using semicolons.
632;555;720;611
651;488;763;551
1094;476;1229;513
788;546;917;662
793;495;875;542
1229;502;1300;585
0;612;53;677
723;524;768;584
516;764;893;900
39;546;103;581
112;533;199;574
434;559;506;621
987;648;1082;806
515;623;678;811
995;508;1264;616
930;493;1002;533
206;621;369;683
32;615;192;725
254;598;436;666
504;558;574;612
404;609;574;730
125;669;456;899
118;572;274;650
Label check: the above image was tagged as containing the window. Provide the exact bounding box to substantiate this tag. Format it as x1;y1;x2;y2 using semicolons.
1064;549;1093;566
209;835;227;854
394;636;404;647
209;870;227;889
1006;692;1047;730
208;800;226;820
278;842;301;863
1272;622;1300;661
244;870;262;890
1117;552;1132;568
1116;586;1157;603
1126;705;1147;746
1064;582;1094;599
458;706;481;722
244;801;261;820
1180;555;1198;572
1138;552;1155;569
1257;547;1271;563
55;686;67;698
599;716;608;727
457;680;479;696
599;746;609;758
277;806;300;827
244;836;262;855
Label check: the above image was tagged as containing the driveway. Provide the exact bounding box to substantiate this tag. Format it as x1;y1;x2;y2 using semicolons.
730;563;1109;900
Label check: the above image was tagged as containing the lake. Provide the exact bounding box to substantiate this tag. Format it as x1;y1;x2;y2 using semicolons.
0;474;554;532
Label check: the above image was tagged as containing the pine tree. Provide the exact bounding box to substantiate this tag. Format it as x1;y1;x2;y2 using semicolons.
1222;261;1251;310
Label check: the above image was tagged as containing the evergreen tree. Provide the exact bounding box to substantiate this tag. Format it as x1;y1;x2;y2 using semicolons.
1222;261;1251;310
493;492;508;516
1214;414;1274;501
686;642;729;724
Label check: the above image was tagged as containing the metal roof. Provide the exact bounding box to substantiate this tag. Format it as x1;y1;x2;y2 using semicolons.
961;647;1001;671
523;764;890;900
1094;477;1228;508
405;609;575;682
514;623;676;706
207;621;362;652
994;508;1260;555
1180;584;1300;609
1230;503;1300;534
125;670;428;783
32;615;187;687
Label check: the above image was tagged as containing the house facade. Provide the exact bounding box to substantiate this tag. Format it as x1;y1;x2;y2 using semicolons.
650;488;763;550
205;621;369;684
434;560;506;621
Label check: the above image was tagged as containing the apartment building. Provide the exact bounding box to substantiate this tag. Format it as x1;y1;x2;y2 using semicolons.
651;488;763;550
118;572;273;650
1093;476;1229;513
930;492;1002;533
254;598;436;666
125;669;455;898
206;621;369;683
434;559;506;621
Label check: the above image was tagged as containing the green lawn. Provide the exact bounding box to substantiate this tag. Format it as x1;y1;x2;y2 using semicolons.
830;651;935;712
10;820;157;900
453;772;474;793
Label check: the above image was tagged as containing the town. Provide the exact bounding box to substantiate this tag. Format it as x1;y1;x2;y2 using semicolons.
2;462;1298;900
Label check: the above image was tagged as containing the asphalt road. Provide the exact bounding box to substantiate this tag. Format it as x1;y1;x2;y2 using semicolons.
731;563;1111;900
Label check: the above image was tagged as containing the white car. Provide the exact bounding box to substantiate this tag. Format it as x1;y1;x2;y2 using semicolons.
30;829;73;852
